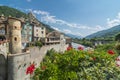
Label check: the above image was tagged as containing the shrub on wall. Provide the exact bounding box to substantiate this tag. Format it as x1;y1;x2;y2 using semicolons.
33;47;120;80
35;41;43;48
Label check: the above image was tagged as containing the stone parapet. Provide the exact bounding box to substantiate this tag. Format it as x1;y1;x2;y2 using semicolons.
7;52;31;80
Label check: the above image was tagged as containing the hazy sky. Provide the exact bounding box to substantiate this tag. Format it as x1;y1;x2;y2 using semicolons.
1;0;120;37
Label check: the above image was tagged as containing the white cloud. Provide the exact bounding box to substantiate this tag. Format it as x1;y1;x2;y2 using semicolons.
26;0;31;2
63;29;83;37
63;29;72;34
33;10;49;15
26;9;105;37
107;12;120;27
51;26;61;31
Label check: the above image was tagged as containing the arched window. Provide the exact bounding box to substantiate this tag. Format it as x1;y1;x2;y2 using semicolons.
14;26;17;29
14;37;17;41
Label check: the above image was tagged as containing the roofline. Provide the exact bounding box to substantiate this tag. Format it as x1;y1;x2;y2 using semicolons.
8;17;22;22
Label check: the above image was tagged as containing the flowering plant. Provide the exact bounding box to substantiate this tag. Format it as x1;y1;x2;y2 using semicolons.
33;47;120;80
77;46;84;50
67;46;73;51
26;64;35;75
107;50;115;55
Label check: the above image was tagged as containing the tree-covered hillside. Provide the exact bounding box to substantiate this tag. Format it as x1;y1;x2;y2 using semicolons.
0;6;27;18
86;25;120;39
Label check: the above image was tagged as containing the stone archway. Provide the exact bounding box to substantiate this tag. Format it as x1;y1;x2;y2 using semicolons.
0;53;7;80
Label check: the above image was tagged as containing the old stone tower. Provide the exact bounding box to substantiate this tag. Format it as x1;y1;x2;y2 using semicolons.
8;17;22;54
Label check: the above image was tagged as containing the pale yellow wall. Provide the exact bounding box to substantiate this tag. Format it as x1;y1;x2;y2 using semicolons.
8;18;22;54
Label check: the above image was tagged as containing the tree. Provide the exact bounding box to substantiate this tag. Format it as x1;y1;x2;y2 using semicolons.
115;33;120;41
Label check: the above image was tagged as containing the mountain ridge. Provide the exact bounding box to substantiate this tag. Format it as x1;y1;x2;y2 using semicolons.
85;25;120;39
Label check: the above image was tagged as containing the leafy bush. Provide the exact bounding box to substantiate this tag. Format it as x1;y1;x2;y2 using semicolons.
35;41;43;48
33;47;120;80
95;43;115;51
115;42;120;50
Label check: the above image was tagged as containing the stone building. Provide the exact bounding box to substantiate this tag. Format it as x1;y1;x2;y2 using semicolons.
8;17;22;54
28;12;46;41
33;24;46;41
42;31;66;45
65;36;72;44
21;21;33;49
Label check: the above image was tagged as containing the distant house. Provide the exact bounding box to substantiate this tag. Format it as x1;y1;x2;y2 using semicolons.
42;31;66;45
0;14;7;36
91;40;113;46
21;22;33;49
0;15;12;54
33;23;46;41
27;12;46;42
65;36;72;44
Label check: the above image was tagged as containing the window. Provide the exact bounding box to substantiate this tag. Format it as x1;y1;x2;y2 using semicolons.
41;27;44;30
41;31;44;34
14;37;17;41
29;37;32;41
14;26;17;29
36;34;38;36
36;29;38;32
29;26;32;30
24;25;27;29
29;31;32;34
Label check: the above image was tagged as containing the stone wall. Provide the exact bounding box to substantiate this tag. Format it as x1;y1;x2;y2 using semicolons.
29;44;68;67
7;44;68;80
7;52;31;80
0;42;9;58
0;42;9;80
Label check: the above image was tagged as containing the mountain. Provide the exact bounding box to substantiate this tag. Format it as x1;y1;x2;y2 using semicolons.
27;12;54;32
85;25;120;39
65;33;82;39
0;6;28;18
0;6;54;33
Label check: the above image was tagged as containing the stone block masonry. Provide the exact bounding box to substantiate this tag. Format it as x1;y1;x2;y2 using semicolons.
29;44;68;67
6;44;68;80
7;52;31;80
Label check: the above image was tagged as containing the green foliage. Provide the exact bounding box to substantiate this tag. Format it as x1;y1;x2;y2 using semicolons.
95;43;116;51
0;6;28;18
35;41;43;47
33;47;120;80
115;42;120;50
115;33;120;41
73;38;93;47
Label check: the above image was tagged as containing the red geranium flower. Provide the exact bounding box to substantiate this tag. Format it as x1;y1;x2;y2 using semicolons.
26;64;35;75
107;50;115;55
78;46;84;50
67;46;73;51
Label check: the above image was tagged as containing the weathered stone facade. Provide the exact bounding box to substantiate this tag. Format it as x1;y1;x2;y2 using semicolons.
33;25;46;41
8;17;22;54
